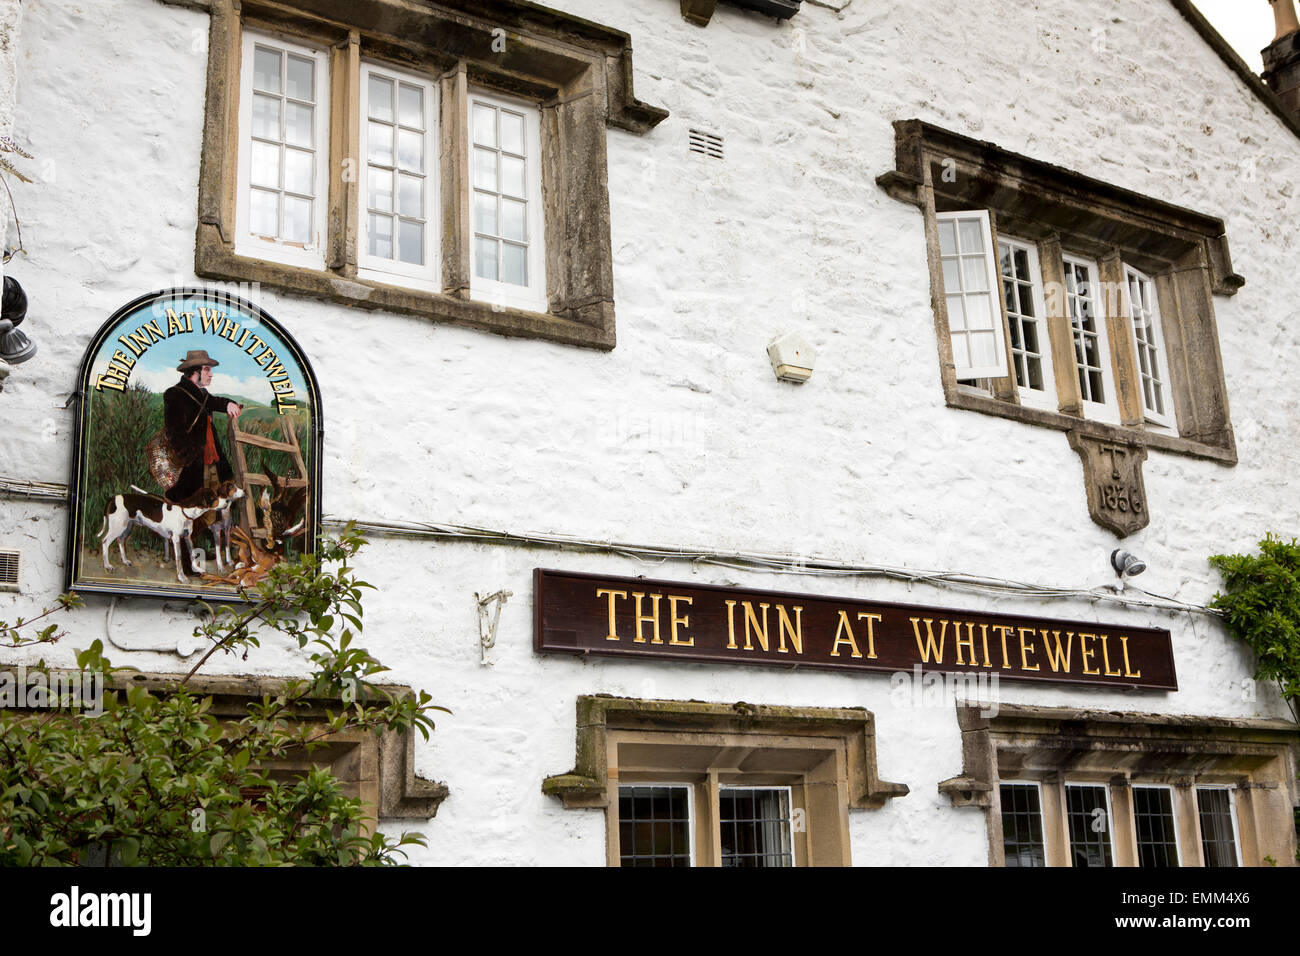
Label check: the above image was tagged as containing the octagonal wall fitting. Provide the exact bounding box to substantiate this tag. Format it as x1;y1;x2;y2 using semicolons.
767;332;816;384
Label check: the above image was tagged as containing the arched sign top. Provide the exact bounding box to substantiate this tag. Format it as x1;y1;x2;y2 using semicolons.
66;288;323;601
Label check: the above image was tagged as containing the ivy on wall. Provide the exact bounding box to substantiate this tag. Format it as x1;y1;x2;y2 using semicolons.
1210;534;1300;725
1209;534;1300;861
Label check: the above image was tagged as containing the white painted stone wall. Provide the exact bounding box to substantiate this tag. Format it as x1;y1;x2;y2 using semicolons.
0;0;22;144
0;0;25;291
0;0;1297;866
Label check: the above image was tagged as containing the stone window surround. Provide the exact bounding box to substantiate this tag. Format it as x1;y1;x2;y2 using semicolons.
878;119;1243;466
543;695;909;867
940;702;1300;867
177;0;668;351
0;668;449;827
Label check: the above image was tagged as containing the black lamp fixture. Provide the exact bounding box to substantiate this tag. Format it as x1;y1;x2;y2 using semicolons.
0;275;36;364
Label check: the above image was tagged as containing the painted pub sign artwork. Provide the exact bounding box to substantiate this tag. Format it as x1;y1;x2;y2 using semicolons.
67;289;321;600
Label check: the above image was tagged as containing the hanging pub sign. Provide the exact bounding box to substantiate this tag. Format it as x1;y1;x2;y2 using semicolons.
66;288;322;601
535;569;1178;690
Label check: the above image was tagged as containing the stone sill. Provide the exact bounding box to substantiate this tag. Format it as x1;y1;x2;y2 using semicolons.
195;225;616;351
964;701;1300;741
948;389;1238;465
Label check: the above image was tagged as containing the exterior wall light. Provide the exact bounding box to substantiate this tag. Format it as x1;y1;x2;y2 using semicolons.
0;275;36;364
1110;549;1147;579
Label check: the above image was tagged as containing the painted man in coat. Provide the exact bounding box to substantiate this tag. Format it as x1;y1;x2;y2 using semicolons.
163;349;243;503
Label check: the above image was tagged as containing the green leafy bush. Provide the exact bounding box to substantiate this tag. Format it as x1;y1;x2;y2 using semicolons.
0;526;443;866
1209;534;1300;723
1209;534;1300;859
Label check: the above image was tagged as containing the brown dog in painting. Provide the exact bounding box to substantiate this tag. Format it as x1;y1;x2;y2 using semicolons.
185;480;247;573
97;488;222;585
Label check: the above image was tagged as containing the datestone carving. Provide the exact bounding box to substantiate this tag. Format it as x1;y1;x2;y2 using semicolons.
1068;431;1149;537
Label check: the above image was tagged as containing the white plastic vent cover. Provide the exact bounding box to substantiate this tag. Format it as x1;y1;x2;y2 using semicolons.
688;129;724;159
0;550;19;590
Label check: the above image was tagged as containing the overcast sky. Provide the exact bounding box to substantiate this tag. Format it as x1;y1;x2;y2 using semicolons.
1194;0;1278;73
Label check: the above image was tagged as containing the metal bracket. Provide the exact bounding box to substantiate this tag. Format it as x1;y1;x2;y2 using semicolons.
476;589;513;666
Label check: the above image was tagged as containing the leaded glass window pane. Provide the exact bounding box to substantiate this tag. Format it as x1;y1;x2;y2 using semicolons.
1134;787;1180;867
1066;784;1114;868
720;787;793;867
1197;788;1239;868
1001;783;1046;867
618;786;692;867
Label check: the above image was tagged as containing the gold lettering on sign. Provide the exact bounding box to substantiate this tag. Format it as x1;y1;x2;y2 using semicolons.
668;595;694;646
1120;635;1142;679
118;331;146;357
198;308;224;334
94;349;137;393
992;625;1013;669
858;612;881;659
1040;631;1074;673
1018;627;1040;671
741;602;771;652
1099;634;1123;677
911;618;947;664
830;610;863;658
1079;633;1100;675
595;589;626;642
631;592;663;644
954;621;976;665
979;623;991;667
776;605;804;654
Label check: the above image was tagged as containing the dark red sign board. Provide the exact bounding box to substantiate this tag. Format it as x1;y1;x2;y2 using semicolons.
534;569;1177;691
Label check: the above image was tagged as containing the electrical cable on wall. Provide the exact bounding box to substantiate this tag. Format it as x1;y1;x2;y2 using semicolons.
325;516;1222;618
0;475;1221;619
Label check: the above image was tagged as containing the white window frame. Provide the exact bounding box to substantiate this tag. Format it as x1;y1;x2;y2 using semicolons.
1194;785;1243;867
615;782;697;867
1131;783;1182;867
936;210;1009;381
998;235;1056;411
1061;253;1121;425
717;784;796;868
468;88;547;314
357;61;440;290
1062;782;1115;868
999;779;1048;868
234;30;331;270
1122;265;1175;429
614;782;803;868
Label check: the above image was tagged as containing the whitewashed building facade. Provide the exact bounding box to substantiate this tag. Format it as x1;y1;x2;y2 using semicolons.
1;0;1298;866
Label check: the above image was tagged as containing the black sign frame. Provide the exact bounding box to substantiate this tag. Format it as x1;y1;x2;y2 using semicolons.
65;288;323;602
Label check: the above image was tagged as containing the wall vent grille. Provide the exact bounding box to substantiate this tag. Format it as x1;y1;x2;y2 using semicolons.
0;550;19;590
688;128;724;159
